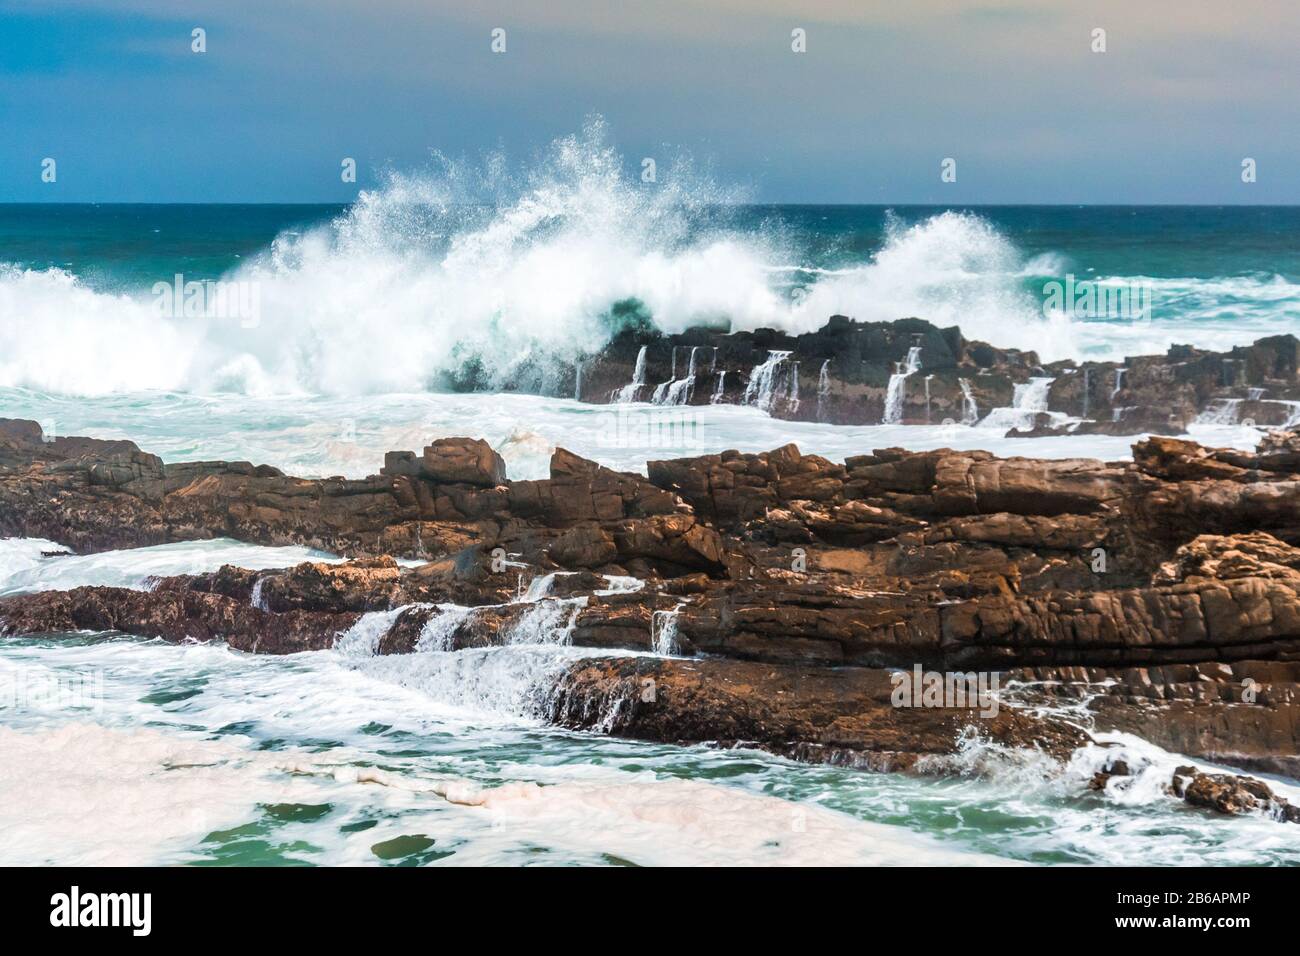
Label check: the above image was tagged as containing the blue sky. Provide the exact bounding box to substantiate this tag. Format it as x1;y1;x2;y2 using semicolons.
1;0;1297;203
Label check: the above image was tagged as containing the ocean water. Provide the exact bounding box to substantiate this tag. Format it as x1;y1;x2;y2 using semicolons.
3;542;1299;867
2;127;1299;398
2;131;1299;865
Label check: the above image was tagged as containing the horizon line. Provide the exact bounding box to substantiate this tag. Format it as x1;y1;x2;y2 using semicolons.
3;201;1299;209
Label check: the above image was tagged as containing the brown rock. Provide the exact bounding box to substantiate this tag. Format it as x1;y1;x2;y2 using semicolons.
419;437;507;486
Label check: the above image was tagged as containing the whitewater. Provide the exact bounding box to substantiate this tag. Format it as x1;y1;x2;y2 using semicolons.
3;538;1298;867
4;125;1300;400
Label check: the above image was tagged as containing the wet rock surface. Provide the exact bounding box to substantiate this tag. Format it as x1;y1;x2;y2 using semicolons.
1170;767;1300;822
5;416;1300;817
544;655;1089;771
573;318;1300;435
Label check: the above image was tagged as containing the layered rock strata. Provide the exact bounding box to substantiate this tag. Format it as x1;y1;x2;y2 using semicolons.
4;417;1299;820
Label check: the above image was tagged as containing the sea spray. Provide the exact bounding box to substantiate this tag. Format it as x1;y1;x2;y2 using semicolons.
0;168;1098;398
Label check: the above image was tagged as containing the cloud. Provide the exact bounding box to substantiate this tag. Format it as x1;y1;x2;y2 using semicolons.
2;0;1297;201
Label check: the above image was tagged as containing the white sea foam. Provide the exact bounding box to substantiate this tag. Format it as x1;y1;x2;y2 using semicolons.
0;390;1269;486
4;629;1299;865
0;537;340;597
327;772;1012;867
4;128;1297;398
0;723;297;866
782;212;1079;360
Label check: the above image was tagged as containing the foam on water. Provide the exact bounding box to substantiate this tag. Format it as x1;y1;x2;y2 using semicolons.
0;537;340;597
0;389;1266;485
3;630;1298;865
0;722;307;866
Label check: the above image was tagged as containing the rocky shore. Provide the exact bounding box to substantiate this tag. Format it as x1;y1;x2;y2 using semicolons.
569;317;1300;436
3;414;1300;822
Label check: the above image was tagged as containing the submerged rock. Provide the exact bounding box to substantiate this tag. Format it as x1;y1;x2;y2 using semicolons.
1170;767;1300;823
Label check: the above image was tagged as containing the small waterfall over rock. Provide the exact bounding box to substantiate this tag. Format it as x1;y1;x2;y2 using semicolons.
1081;367;1091;419
743;350;795;414
354;644;587;723
959;378;979;425
416;604;475;652
521;572;559;602
816;359;831;421
657;346;700;406
612;346;648;403
1111;368;1126;401
651;605;685;656
980;377;1055;430
1195;398;1243;425
883;347;921;424
250;576;268;611
711;370;726;404
335;605;427;658
504;598;585;646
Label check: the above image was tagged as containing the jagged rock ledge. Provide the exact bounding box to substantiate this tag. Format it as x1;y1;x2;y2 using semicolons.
3;417;1300;819
568;316;1300;436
